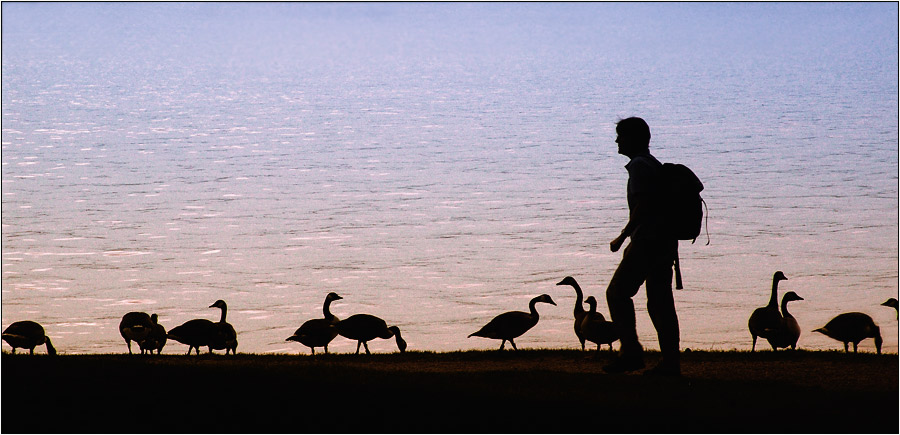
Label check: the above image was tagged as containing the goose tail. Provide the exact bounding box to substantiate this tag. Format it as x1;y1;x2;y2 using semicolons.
812;327;826;334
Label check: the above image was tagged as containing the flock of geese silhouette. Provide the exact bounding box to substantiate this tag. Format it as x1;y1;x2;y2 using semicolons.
2;273;898;356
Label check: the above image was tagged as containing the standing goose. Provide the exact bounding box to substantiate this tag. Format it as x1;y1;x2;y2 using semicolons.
167;305;217;355
119;312;154;355
286;292;343;355
335;314;406;354
556;276;588;351
2;321;56;355
208;300;238;355
881;298;898;319
748;271;788;351
138;313;167;355
468;294;556;351
764;291;804;350
814;312;883;354
581;296;619;352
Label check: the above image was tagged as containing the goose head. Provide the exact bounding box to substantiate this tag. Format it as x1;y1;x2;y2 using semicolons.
556;276;578;287
209;300;227;310
782;291;803;303
45;337;57;356
536;294;557;306
326;292;343;302
881;298;898;309
388;326;407;353
150;313;159;324
773;271;788;282
584;296;598;312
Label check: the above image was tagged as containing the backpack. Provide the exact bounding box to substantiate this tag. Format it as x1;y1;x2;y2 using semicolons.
659;162;708;289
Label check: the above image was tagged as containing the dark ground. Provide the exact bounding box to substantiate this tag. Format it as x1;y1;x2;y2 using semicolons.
1;349;897;433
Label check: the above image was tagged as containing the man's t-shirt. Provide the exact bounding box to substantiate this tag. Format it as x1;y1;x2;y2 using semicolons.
625;152;663;241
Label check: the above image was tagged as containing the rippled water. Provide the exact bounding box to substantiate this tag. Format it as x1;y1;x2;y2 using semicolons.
2;3;898;355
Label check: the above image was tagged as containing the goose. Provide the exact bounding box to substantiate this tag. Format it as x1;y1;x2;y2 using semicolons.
748;271;788;351
556;276;588;351
167;306;217;355
138;313;167;355
2;321;56;355
335;313;406;354
764;291;804;350
881;298;898;319
814;312;882;354
468;294;556;351
286;292;343;355
208;300;238;355
119;312;154;355
581;296;619;352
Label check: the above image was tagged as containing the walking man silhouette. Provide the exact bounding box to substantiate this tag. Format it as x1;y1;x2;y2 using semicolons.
603;117;681;376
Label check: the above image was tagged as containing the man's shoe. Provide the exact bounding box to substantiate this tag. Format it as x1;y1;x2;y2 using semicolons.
602;355;645;374
642;362;681;377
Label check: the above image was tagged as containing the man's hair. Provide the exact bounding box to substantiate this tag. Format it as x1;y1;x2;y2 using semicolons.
616;117;651;149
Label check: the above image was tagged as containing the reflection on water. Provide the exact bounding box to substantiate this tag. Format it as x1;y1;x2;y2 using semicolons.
2;3;898;354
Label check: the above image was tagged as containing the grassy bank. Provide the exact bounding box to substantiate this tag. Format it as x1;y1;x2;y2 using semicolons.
2;349;897;433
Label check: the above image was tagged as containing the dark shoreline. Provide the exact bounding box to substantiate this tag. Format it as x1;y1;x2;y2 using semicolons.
2;349;897;433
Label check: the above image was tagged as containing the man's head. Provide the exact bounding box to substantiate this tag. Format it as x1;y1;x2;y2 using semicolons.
615;117;651;157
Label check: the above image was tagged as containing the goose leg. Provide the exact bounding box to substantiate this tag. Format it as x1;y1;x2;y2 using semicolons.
510;339;517;351
323;345;329;354
843;342;849;352
309;347;315;355
126;340;133;355
751;335;757;352
355;341;362;354
499;340;506;351
852;342;859;353
363;341;371;355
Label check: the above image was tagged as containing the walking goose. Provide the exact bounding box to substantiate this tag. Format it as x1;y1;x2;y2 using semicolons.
286;292;343;355
468;294;556;351
581;296;619;351
814;312;883;354
764;291;804;350
167;304;217;355
335;313;406;354
748;271;788;351
556;276;588;351
2;321;56;355
208;300;238;355
881;298;898;319
138;313;166;355
119;312;154;354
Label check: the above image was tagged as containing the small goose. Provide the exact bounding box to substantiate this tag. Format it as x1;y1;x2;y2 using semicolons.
748;271;788;351
764;291;804;350
581;296;619;352
335;314;406;354
286;292;343;355
208;300;238;355
814;312;883;354
119;312;154;355
468;294;556;351
881;298;898;319
138;313;167;355
2;321;56;355
556;276;588;351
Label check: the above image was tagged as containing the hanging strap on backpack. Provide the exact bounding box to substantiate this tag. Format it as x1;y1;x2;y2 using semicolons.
674;243;684;290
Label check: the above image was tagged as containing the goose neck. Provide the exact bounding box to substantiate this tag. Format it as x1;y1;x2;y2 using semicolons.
572;283;584;315
218;305;227;323
323;299;334;319
529;298;540;318
768;277;780;307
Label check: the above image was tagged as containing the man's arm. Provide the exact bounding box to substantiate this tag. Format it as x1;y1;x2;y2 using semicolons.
610;193;651;252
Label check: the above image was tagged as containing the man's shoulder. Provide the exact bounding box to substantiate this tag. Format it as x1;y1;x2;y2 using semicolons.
626;153;662;173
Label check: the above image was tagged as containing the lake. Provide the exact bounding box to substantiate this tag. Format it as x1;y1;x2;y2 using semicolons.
2;2;897;355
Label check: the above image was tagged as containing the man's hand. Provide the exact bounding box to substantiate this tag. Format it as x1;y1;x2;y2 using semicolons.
610;234;626;252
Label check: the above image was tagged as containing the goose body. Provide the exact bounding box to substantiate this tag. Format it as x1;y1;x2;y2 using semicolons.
167;319;215;355
814;312;882;354
2;321;56;355
208;300;238;355
557;276;588;350
469;294;556;351
748;271;788;351
138;313;166;355
581;296;619;351
764;291;804;350
286;292;343;354
335;313;406;354
882;298;898;319
119;312;154;355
